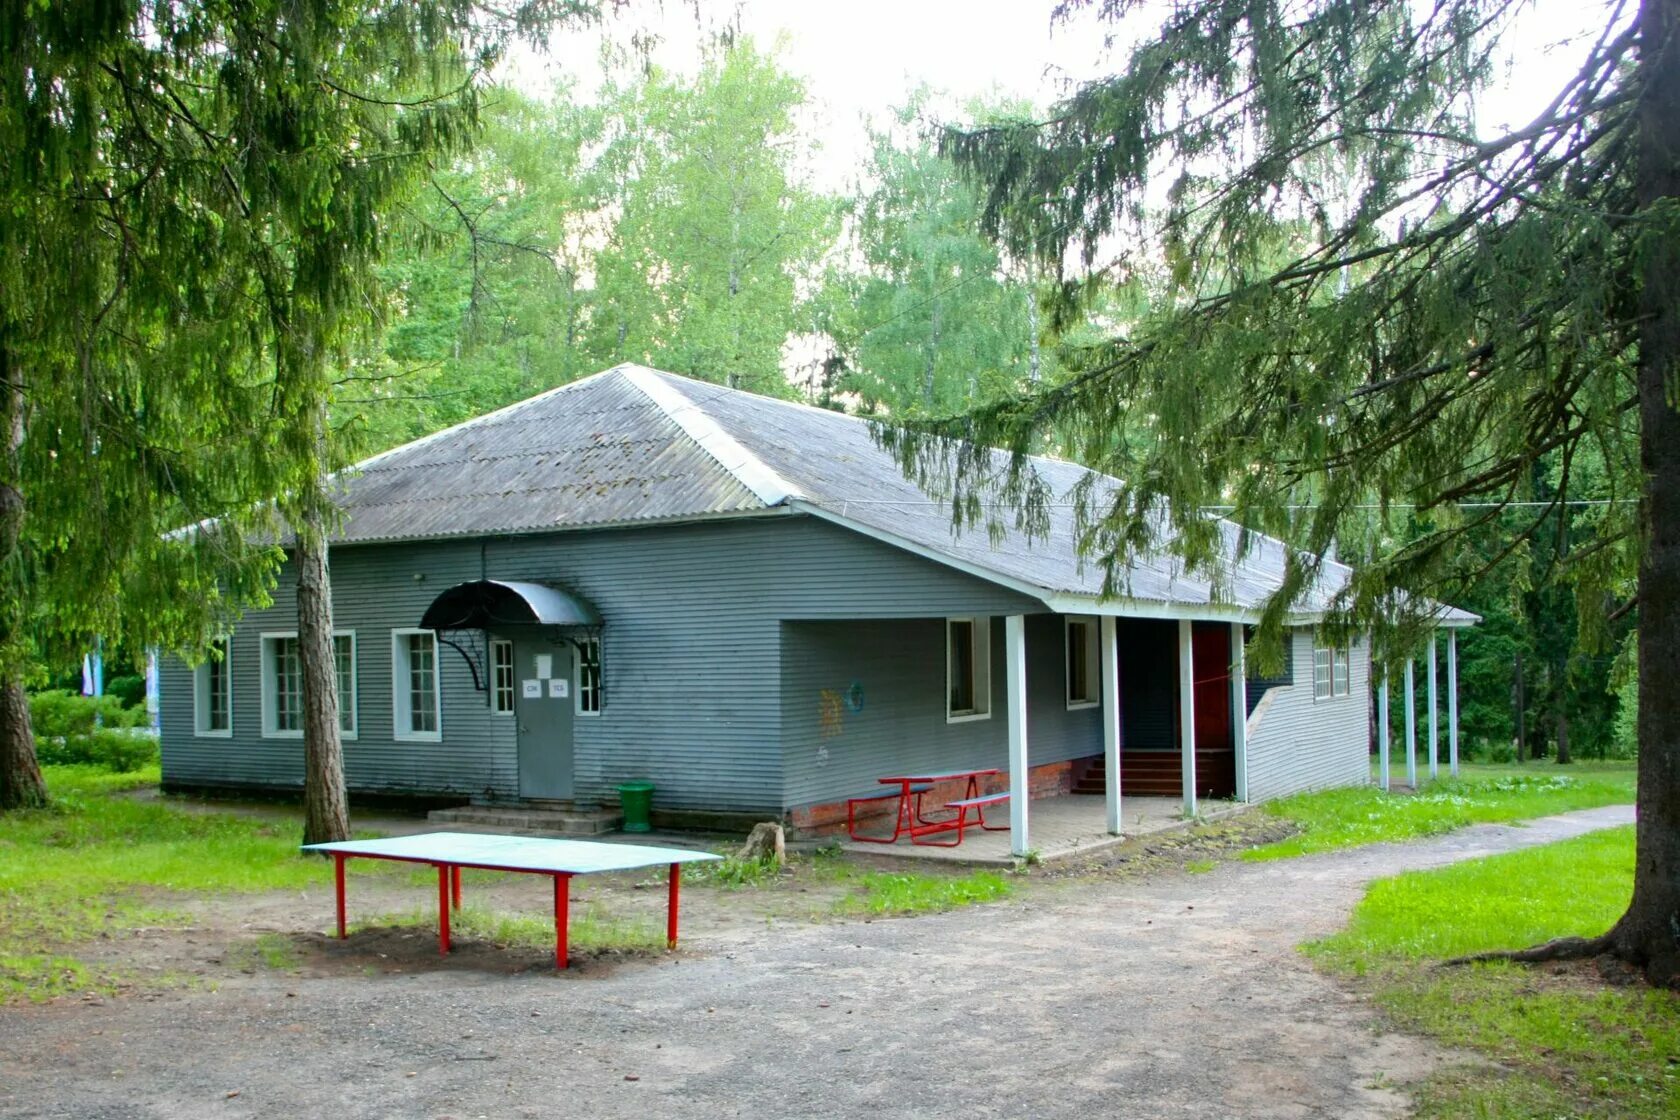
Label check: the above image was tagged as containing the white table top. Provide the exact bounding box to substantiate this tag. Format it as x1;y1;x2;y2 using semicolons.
303;831;722;875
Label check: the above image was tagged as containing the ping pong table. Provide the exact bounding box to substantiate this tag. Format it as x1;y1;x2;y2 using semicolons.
303;832;721;969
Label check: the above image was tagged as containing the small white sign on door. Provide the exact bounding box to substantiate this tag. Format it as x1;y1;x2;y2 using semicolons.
522;679;542;698
535;654;553;680
548;678;570;699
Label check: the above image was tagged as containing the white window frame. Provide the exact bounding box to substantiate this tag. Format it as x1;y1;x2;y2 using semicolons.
1314;642;1353;701
576;634;602;716
392;628;443;742
1065;615;1101;710
260;632;304;739
945;616;992;723
490;639;515;716
261;631;358;739
193;638;233;738
334;631;359;741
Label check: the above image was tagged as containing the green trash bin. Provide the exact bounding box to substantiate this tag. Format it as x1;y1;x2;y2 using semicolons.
618;781;654;833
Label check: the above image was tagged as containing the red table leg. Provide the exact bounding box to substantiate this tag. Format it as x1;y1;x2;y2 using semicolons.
553;873;571;970
334;853;347;940
667;862;681;949
437;864;452;956
451;865;462;910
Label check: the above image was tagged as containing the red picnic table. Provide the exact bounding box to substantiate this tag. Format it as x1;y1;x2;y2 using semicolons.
846;768;1009;847
302;832;720;969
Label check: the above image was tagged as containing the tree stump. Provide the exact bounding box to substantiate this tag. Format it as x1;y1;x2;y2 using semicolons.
736;821;785;865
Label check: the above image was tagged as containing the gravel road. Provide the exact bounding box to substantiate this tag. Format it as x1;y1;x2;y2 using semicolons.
0;804;1633;1120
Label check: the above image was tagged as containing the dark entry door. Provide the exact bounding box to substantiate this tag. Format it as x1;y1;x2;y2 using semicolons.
515;637;575;800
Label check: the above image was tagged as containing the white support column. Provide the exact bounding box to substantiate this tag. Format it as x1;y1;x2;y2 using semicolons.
1006;614;1030;856
1447;629;1460;778
1178;619;1198;817
1377;666;1391;792
1404;658;1418;787
1102;615;1123;835
1230;623;1248;802
1427;632;1439;780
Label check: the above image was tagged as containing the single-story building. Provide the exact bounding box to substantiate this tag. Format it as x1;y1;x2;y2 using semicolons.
159;364;1471;854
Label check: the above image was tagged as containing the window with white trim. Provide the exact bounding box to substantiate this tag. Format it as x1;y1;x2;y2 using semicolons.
261;634;304;737
392;629;441;740
334;633;358;738
1313;642;1352;700
577;634;601;715
946;617;992;722
193;638;232;737
261;631;356;738
1065;616;1100;708
491;639;515;715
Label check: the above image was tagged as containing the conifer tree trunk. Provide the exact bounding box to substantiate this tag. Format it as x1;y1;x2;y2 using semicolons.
0;354;45;810
1613;0;1680;987
298;498;349;846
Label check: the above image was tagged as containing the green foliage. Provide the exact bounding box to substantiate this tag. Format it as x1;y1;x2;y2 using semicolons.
686;852;785;889
1248;763;1636;860
1309;828;1678;1118
27;690;156;771
28;690;146;738
103;674;147;710
816;93;1049;414
591;36;835;396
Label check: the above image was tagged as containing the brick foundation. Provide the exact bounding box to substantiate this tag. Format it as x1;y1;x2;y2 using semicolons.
789;758;1077;839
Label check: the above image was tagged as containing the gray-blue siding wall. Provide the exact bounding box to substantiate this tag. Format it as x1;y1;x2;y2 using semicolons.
159;513;1040;812
780;616;1102;809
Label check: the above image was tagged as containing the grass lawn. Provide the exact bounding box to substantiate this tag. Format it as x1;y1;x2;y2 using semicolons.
1246;761;1636;861
1310;825;1680;1119
1;767;1017;1002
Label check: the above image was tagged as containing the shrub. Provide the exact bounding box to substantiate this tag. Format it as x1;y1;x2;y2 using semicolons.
104;674;147;710
27;690;155;772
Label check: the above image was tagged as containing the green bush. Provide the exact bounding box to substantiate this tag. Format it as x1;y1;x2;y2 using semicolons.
27;690;155;771
104;674;147;710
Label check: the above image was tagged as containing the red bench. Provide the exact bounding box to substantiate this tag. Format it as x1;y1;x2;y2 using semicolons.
909;792;1010;847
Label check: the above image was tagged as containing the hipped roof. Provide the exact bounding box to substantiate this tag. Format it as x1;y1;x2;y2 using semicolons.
335;364;1476;626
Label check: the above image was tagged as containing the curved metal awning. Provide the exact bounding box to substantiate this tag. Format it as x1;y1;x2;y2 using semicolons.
419;579;601;631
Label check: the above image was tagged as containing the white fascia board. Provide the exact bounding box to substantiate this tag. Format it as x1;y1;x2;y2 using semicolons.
1040;592;1266;624
622;366;803;507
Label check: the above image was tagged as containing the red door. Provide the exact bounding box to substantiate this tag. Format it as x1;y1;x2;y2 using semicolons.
1191;624;1231;751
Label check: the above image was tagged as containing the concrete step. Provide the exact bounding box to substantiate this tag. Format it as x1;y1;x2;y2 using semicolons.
428;805;624;836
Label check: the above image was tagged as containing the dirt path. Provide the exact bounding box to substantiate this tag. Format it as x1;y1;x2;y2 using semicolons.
0;805;1633;1120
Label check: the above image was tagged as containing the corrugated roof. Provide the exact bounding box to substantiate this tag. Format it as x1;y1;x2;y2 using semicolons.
329;363;1475;623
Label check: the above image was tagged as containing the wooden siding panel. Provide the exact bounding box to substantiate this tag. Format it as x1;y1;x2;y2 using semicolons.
160;515;1042;813
1244;630;1372;800
780;614;1103;808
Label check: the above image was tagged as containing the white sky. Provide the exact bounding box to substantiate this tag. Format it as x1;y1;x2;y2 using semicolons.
503;0;1614;192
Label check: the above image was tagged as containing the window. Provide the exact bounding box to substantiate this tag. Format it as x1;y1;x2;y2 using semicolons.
392;629;441;740
946;617;992;722
577;634;601;715
262;631;356;738
334;633;358;739
261;633;303;737
1314;641;1352;700
193;638;232;737
491;639;515;715
1065;616;1101;708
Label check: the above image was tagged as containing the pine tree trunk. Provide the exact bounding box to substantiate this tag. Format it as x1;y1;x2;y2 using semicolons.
1556;708;1571;765
0;350;45;810
1514;652;1527;761
1609;0;1680;988
297;500;349;846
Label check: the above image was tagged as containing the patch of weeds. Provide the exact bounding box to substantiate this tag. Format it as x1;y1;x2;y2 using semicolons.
1309;826;1679;1119
363;904;663;954
1248;762;1635;861
1183;859;1217;874
686;852;784;889
831;869;1013;917
231;933;302;972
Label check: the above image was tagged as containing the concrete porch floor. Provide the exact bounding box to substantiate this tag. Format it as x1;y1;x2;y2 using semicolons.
834;791;1249;867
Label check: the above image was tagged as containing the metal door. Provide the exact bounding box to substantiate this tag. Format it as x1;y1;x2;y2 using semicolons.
516;637;575;800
